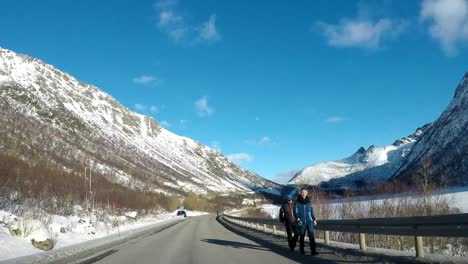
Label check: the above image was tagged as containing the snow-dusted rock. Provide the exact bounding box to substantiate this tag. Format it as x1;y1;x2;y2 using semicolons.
393;73;468;186
125;211;138;220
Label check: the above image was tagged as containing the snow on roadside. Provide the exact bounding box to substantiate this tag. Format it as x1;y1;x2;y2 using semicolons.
0;208;203;261
260;204;280;219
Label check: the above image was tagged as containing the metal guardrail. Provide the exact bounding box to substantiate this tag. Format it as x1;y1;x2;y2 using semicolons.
222;213;468;258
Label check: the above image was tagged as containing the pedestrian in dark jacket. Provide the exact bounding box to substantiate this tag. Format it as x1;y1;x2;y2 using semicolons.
279;195;298;251
293;188;318;255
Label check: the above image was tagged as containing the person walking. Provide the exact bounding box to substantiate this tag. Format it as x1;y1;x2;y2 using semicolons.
294;188;318;255
279;195;298;251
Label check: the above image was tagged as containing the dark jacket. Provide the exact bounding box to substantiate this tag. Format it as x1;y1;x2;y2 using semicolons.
294;196;316;225
279;202;296;223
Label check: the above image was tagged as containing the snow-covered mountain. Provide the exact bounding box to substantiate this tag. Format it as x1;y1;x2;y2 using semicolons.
289;73;468;190
392;73;468;186
0;48;280;195
288;125;431;188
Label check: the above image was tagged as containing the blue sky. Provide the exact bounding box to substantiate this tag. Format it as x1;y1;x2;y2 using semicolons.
1;0;467;182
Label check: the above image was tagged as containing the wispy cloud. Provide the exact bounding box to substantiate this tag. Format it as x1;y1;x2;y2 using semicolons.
194;96;215;117
160;120;171;128
179;119;188;129
315;4;406;50
226;153;253;164
154;0;220;44
149;105;159;113
421;0;468;56
326;116;345;123
258;136;271;144
133;75;159;86
133;104;159;114
134;104;146;112
246;136;271;145
197;15;221;42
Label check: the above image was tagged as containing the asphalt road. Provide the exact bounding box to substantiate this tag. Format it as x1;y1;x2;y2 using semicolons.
80;215;422;264
81;214;324;264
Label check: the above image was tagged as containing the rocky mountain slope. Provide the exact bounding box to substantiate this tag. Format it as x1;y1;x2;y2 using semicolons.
288;125;431;188
392;73;468;186
0;48;280;195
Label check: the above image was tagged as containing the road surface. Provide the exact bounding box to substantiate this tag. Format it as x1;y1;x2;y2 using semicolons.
80;215;420;264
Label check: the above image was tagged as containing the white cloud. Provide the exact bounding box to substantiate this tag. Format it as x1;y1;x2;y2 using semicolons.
326;116;345;123
154;0;220;44
160;120;171;128
194;96;215;117
133;75;159;86
149;105;159;113
247;136;271;145
134;104;147;112
158;10;182;27
197;15;221;42
315;2;406;50
258;136;271;145
179;119;188;129
226;153;253;164
133;104;159;114
421;0;468;56
316;18;406;49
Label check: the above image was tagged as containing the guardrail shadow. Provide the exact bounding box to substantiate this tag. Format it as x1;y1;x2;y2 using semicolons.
216;216;425;264
201;239;272;252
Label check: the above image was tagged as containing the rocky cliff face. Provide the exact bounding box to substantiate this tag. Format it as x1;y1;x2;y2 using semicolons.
392;73;468;186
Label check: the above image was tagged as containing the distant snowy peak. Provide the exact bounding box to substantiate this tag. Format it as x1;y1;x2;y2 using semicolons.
288;125;431;187
391;124;431;147
0;48;281;194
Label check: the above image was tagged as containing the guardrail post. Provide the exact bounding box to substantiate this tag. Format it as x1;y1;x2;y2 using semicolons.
324;231;330;245
359;233;367;252
415;236;424;258
256;223;259;230
273;225;277;235
263;224;267;232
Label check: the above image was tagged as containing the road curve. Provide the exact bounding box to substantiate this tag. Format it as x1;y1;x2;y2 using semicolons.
82;214;317;264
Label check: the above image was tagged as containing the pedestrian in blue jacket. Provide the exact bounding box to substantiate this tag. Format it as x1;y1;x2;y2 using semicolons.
293;187;318;255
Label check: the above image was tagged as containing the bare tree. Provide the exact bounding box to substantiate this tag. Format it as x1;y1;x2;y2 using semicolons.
412;156;434;214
